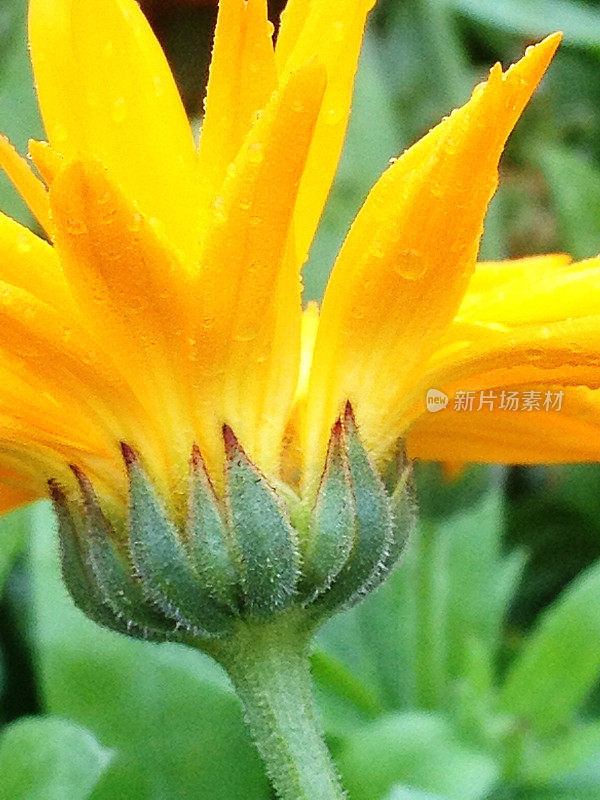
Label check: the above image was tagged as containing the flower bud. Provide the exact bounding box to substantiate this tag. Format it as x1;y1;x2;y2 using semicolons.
49;404;417;643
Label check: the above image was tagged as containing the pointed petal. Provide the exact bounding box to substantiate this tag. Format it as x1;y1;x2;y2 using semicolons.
0;136;51;233
407;386;600;464
29;0;201;256
0;212;72;310
304;34;561;479
194;61;326;474
276;0;375;265
49;160;196;460
28;140;64;186
198;0;276;209
405;254;600;420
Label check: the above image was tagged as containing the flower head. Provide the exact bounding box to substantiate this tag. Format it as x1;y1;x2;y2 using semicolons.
0;0;597;523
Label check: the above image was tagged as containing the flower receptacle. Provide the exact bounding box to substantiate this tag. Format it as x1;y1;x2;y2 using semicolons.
49;404;417;647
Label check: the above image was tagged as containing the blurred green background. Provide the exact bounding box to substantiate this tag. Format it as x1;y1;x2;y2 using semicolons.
2;0;600;798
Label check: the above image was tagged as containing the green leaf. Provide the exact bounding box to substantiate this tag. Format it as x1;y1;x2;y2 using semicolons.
525;722;600;784
537;145;600;260
28;502;271;800
450;0;600;47
501;557;600;734
337;710;499;800
0;716;112;800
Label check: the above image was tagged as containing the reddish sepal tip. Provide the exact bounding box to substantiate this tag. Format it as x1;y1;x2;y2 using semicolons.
120;441;138;468
222;424;241;456
47;478;65;503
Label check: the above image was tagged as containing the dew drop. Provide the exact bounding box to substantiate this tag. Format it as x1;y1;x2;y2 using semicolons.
394;248;428;280
292;99;305;114
248;142;264;165
65;217;87;236
16;234;31;255
112;97;127;123
249;215;261;227
213;197;228;224
332;21;345;42
234;322;258;342
200;316;215;329
370;241;386;259
324;107;342;126
153;76;164;97
238;197;252;211
128;212;143;233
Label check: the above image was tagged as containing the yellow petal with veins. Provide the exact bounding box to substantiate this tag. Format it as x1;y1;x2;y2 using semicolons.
408;386;600;464
303;33;561;484
198;0;277;212
276;0;376;266
0;136;51;233
29;0;202;258
192;60;326;475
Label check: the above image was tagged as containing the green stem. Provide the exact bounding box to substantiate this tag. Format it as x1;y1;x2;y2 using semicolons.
207;615;346;800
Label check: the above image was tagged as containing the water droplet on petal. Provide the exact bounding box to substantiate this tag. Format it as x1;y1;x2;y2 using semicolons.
16;234;31;255
394;248;428;280
213;197;228;224
332;21;345;42
234;322;259;342
248;142;264;165
65;217;87;236
325;106;343;126
128;213;143;233
112;97;127;123
153;76;164;97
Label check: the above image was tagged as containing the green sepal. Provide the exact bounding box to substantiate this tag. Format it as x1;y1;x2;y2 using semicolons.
48;480;165;642
309;404;394;616
224;426;300;618
123;444;233;637
300;418;356;601
71;466;181;640
186;444;240;612
359;449;417;597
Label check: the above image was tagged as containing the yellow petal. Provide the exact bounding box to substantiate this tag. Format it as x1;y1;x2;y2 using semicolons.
0;466;38;513
276;0;376;266
0;212;72;312
28;139;64;186
407;386;600;464
303;34;561;482
198;0;277;211
0;136;51;233
193;60;326;474
49;160;197;467
29;0;202;257
458;253;596;325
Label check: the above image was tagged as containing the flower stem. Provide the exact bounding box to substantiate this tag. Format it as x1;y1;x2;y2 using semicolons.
206;614;346;800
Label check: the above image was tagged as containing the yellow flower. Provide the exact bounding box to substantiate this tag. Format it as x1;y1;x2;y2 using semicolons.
0;0;596;518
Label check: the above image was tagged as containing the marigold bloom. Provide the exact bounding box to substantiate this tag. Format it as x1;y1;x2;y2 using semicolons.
0;0;596;520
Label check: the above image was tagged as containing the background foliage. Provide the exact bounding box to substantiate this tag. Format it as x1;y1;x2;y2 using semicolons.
2;0;600;797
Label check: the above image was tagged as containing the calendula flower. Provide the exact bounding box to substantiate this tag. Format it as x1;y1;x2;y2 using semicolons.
0;0;595;522
4;1;599;797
